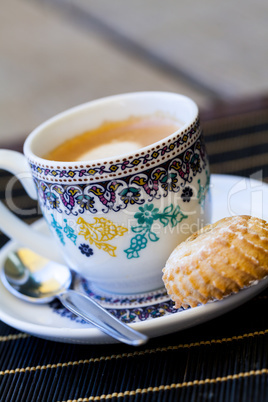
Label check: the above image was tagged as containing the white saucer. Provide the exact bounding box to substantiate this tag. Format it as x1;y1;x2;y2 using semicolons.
0;174;268;344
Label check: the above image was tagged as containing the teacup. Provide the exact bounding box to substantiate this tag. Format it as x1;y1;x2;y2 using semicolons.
0;92;210;294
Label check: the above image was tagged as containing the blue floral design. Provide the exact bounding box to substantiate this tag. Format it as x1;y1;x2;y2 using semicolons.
181;186;193;202
79;243;94;257
50;214;65;245
63;219;77;244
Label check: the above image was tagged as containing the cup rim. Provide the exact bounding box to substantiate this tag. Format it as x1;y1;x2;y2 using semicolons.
24;91;199;167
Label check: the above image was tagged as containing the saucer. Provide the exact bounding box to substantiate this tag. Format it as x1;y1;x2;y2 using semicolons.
0;174;268;344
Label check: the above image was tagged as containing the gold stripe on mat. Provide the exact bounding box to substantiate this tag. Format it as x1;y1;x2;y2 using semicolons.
202;109;268;134
58;368;268;402
207;131;268;155
1;328;267;376
0;333;30;342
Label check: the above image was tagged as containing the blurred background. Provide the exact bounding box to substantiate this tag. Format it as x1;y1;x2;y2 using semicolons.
1;0;268;146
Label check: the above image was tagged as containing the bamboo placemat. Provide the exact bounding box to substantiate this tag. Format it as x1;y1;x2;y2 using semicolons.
0;99;268;402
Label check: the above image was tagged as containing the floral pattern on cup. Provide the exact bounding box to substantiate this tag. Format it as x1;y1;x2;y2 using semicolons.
48;213;128;258
45;166;209;261
124;203;188;259
77;216;128;257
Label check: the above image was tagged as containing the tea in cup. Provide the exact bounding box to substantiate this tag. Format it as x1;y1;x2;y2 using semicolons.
0;92;210;293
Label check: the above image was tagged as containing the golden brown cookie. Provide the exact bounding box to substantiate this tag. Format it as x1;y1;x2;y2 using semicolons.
162;215;268;308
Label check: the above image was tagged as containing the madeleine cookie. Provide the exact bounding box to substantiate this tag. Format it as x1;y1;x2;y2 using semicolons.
162;215;268;308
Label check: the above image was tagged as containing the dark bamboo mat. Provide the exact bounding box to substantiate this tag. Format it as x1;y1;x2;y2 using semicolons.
0;98;268;402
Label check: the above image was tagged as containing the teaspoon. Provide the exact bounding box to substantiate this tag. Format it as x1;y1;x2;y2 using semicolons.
1;248;148;346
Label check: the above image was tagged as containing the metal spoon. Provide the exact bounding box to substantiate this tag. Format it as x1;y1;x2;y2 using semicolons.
1;248;148;346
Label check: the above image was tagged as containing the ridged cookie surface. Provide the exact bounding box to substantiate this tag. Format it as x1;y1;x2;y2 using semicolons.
162;215;268;308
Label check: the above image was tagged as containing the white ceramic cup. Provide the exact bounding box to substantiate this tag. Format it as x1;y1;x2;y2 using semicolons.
0;92;210;293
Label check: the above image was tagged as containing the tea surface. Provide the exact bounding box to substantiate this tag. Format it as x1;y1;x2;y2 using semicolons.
44;116;182;162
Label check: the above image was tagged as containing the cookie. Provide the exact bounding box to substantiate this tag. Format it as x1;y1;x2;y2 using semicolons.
162;215;268;308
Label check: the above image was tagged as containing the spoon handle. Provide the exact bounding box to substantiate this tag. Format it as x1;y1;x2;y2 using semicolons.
59;290;148;346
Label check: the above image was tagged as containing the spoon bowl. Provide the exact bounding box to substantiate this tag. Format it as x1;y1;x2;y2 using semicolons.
1;248;148;346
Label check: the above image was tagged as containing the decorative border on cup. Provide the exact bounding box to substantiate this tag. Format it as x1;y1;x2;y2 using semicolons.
34;134;209;216
28;117;201;183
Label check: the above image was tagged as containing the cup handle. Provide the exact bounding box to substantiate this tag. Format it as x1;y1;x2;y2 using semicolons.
0;150;64;263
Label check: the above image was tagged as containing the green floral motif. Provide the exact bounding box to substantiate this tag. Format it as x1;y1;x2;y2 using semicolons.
197;170;210;207
135;204;159;226
124;203;188;259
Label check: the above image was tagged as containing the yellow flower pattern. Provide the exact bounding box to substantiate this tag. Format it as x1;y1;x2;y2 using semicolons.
77;217;128;257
